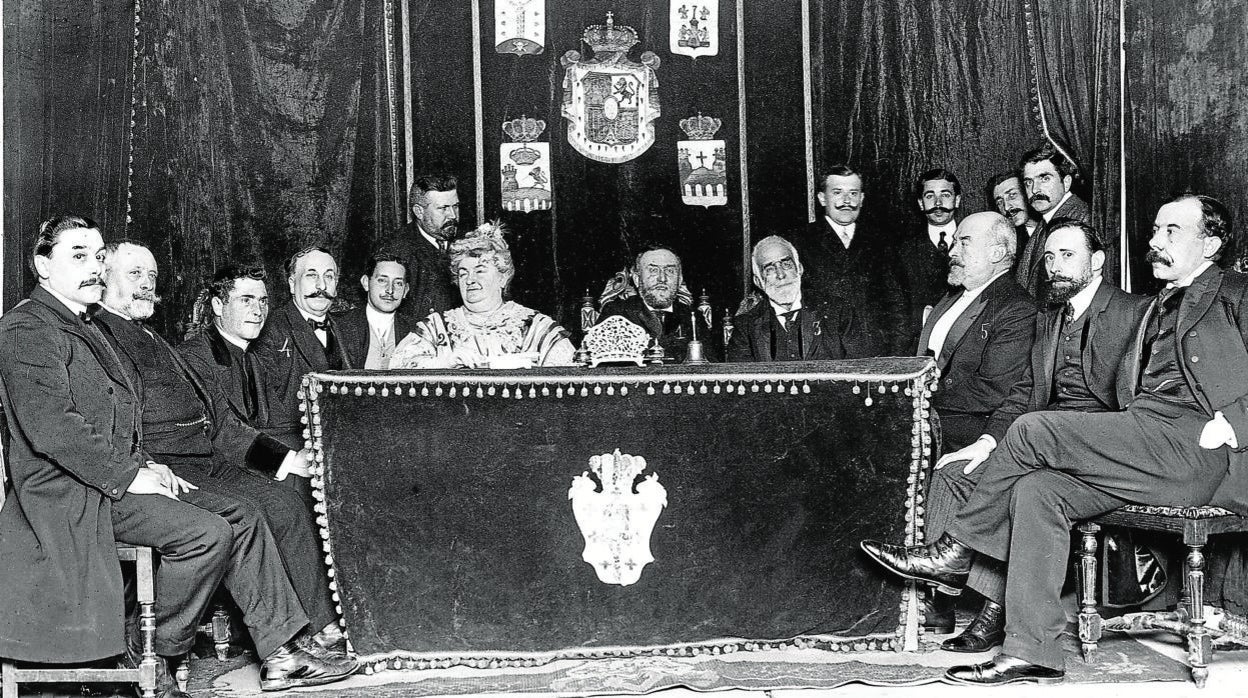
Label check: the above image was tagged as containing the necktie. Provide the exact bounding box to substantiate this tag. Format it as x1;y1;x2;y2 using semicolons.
78;311;94;324
307;317;331;332
783;310;800;327
937;231;948;255
1062;302;1075;326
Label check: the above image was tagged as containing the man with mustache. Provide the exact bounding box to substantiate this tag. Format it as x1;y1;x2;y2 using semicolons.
1015;142;1091;297
789;164;908;356
987;171;1042;277
862;194;1248;685
726;236;871;362
908;211;1036;636
921;221;1149;653
94;240;356;692
335;251;415;369
898;169;962;349
597;246;720;362
252;246;353;455
388;174;463;322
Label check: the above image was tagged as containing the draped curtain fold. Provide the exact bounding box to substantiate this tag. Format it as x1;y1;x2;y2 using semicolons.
1026;0;1121;284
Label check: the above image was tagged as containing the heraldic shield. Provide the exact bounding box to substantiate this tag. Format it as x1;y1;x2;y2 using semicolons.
669;1;719;58
501;116;552;212
677;113;727;207
568;449;667;586
495;0;544;55
561;13;661;164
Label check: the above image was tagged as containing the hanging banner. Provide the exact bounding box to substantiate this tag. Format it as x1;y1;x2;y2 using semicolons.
669;1;719;58
561;13;662;164
495;0;545;55
501;116;552;212
677;113;727;207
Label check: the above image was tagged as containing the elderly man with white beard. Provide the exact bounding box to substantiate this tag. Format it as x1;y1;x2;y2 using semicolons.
95;239;358;692
726;235;874;362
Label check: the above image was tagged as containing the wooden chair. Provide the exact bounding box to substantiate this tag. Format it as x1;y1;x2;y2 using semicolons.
1;545;159;698
1075;504;1248;688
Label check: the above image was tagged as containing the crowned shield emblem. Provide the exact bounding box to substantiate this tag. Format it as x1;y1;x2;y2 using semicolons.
495;0;544;55
677;113;727;207
561;13;661;164
669;1;718;58
568;449;667;586
501;116;552;212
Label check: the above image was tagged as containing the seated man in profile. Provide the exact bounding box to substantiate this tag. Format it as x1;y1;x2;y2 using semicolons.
597;246;720;362
727;235;871;361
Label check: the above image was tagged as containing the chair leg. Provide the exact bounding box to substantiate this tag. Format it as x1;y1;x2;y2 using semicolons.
1076;522;1103;662
2;659;18;698
212;603;232;661
1185;544;1211;688
136;549;158;698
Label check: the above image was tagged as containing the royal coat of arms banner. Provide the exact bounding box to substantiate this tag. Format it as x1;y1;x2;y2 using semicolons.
677;113;728;207
501;116;553;212
669;1;718;58
561;13;662;163
495;0;545;55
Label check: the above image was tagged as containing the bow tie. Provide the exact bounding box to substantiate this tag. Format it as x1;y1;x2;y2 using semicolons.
78;311;94;324
306;317;332;332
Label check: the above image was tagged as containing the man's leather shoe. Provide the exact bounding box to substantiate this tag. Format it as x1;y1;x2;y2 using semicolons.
945;654;1064;685
260;639;359;691
860;533;973;596
923;590;955;634
942;599;1005;652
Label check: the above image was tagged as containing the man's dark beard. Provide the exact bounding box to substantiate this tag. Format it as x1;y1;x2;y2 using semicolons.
1044;275;1089;304
641;286;675;308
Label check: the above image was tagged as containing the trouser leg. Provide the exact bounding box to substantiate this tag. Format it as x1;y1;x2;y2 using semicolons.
174;484;309;658
110;493;232;656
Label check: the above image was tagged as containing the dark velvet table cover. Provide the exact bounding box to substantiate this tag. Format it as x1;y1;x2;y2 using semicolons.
300;358;937;670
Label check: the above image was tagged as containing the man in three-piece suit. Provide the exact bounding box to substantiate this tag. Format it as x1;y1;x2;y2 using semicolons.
727;235;872;362
911;211;1037;633
925;221;1151;653
96;241;349;668
863;194;1248;685
386;173;463;322
252;246;353;452
789;164;908;356
1015;142;1092;297
897;168;960;346
597;247;720;362
334;251;415;369
178;264;272;425
0;219;354;697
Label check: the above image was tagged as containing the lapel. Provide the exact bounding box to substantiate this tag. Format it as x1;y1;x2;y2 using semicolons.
283;301;329;371
800;306;821;360
1080;281;1114;367
1177;265;1222;340
32;288;137;396
1126;296;1158;398
1037;307;1063;408
208;326;233;367
752;308;774;361
917;291;959;356
938;277;999;371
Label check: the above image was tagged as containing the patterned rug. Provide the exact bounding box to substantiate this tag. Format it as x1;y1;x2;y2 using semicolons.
187;628;1189;697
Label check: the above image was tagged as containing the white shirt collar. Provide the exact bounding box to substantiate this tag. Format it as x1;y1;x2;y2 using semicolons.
296;306;329;324
927;221;957;248
365;304;396;336
1169;261;1215;290
961;268;1010;298
99;302;131;321
769;292;803;318
824;216;857;236
43;285;89;316
418;226;443;250
1041;191;1074;222
215;323;251;351
1065;276;1102;320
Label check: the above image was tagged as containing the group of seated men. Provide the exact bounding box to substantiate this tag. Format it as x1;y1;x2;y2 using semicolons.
1;136;1246;693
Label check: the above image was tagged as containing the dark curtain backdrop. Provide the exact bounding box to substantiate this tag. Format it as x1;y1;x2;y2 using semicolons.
1125;0;1248;294
1028;0;1121;283
12;1;1226;330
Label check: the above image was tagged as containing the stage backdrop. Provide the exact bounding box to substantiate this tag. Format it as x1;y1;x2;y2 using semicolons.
301;359;936;669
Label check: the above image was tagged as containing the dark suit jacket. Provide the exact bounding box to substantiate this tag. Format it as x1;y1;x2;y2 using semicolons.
1016;193;1092;297
896;222;954;350
178;325;266;425
333;305;415;368
598;296;721;362
1117;266;1248;515
726;293;874;362
789;218;908;355
983;281;1151;443
251;300;353;447
98;310;289;477
386;231;459;322
0;287;145;661
917;273;1037;449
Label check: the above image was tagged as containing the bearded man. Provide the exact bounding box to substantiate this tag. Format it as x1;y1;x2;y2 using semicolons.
597;246;720;362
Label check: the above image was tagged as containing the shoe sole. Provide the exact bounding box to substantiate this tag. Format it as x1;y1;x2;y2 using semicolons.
859;542;965;596
940;640;1004;654
945;672;1064;686
260;663;360;692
